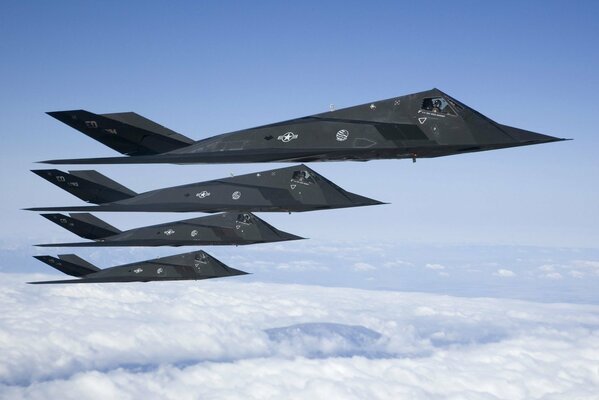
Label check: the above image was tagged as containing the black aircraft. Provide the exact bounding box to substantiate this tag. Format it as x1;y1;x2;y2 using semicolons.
27;165;383;213
29;250;248;284
37;211;303;247
42;88;566;165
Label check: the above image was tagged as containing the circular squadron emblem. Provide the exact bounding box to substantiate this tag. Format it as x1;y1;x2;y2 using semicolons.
277;132;298;143
232;191;241;200
156;267;164;274
194;253;208;270
336;129;349;142
190;229;198;237
196;190;210;199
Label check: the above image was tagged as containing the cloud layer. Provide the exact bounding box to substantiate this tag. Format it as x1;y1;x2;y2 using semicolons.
5;241;599;304
1;273;599;399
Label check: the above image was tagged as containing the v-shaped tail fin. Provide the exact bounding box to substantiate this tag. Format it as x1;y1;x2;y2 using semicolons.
41;213;121;239
33;254;100;277
47;110;194;156
31;169;136;204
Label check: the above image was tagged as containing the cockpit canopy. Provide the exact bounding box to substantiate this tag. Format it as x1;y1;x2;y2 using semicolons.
291;170;316;185
236;213;253;225
421;97;456;115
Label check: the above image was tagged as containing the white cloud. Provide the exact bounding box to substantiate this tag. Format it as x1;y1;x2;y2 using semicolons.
494;269;516;278
536;260;599;280
1;273;599;399
569;270;584;278
574;260;599;269
275;260;327;271
353;262;376;272
382;260;413;268
425;263;445;270
572;260;599;276
544;272;563;280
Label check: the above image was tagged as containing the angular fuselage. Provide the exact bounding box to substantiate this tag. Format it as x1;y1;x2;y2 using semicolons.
43;88;565;165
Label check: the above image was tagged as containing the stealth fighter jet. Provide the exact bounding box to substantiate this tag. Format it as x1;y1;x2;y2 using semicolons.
27;165;383;213
42;88;565;165
36;211;303;247
29;250;248;284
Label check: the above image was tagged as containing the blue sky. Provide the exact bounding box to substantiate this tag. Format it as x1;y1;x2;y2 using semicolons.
1;0;598;248
2;2;599;398
1;0;598;288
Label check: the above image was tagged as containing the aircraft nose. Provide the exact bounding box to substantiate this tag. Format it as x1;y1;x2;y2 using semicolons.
224;267;250;277
348;193;387;207
364;199;387;207
499;124;568;144
280;232;306;241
